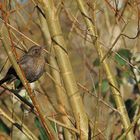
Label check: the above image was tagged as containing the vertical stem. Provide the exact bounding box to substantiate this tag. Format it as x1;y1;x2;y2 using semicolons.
38;12;76;140
75;0;135;139
36;0;89;139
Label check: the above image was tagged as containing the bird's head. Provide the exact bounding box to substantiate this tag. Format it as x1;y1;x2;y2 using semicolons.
28;45;44;57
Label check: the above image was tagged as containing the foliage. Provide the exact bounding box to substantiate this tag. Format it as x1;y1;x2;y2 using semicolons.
0;0;139;140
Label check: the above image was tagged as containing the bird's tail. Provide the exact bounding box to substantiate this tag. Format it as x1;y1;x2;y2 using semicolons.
0;75;16;86
0;76;10;85
0;67;18;86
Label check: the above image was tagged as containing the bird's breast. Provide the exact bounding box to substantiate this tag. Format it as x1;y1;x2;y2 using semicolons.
23;56;45;83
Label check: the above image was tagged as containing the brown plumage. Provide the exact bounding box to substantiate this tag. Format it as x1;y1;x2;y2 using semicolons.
0;45;45;88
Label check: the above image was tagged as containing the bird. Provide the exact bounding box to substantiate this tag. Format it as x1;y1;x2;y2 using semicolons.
0;45;46;88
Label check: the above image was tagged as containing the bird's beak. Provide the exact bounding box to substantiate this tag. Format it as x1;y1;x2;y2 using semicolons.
41;45;46;49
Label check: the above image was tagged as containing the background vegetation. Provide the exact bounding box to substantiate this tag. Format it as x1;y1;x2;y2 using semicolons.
0;0;140;140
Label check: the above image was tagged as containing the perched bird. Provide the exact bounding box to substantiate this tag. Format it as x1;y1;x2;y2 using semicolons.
0;45;45;88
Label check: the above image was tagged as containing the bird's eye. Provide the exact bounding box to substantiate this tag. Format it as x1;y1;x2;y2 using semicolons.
33;49;39;55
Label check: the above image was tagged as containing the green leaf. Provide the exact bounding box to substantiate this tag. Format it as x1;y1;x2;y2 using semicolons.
115;49;132;66
94;79;110;97
101;79;109;93
93;58;100;66
0;119;10;135
125;99;137;122
34;117;49;140
14;79;21;88
121;71;130;78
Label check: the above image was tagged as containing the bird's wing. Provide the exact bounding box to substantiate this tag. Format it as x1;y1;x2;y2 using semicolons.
18;55;31;65
0;67;17;85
